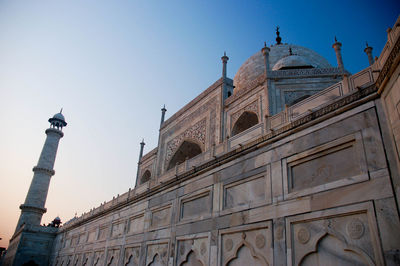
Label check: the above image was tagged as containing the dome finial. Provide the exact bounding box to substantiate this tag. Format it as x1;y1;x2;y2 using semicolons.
289;47;293;55
60;107;63;114
264;41;266;48
334;36;338;43
276;26;282;45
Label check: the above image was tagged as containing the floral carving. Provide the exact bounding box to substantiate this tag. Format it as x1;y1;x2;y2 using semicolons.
165;118;206;165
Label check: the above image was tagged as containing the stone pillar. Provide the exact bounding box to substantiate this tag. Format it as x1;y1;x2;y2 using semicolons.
332;37;344;71
15;112;66;232
364;42;374;66
160;105;167;128
135;139;145;187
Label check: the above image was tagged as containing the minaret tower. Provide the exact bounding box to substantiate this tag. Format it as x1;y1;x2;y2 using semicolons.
15;111;67;232
332;36;344;72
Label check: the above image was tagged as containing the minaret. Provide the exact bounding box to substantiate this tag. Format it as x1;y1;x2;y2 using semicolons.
160;105;167;128
135;139;145;186
332;36;344;71
262;42;273;115
221;51;229;79
15;111;67;232
364;42;374;66
261;42;270;75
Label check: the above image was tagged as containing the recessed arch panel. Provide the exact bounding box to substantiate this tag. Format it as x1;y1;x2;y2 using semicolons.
231;111;259;136
167;140;202;170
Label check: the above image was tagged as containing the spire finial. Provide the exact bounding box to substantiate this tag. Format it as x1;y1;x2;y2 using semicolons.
264;41;266;47
289;47;293;55
366;41;369;47
276;26;282;45
60;108;63;114
224;51;226;56
334;36;338;43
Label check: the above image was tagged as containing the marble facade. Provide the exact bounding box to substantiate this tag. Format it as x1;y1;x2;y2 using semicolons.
4;16;400;266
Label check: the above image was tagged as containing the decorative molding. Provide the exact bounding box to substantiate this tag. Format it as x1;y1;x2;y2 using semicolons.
267;67;344;78
33;166;55;176
376;32;400;89
45;128;64;137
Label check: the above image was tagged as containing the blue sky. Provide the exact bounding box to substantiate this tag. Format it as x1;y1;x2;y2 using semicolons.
0;0;398;247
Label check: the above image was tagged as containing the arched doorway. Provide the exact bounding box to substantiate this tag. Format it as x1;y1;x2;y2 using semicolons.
167;140;202;170
231;111;259;136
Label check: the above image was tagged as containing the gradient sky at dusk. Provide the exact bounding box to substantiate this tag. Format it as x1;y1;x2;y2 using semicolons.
0;0;399;248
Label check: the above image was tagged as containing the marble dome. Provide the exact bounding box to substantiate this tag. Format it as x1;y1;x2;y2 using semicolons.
233;44;333;94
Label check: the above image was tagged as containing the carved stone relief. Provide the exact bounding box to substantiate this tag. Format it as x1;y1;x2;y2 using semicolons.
289;209;380;265
165;118;207;168
93;250;105;266
231;100;259;129
82;253;91;266
220;223;272;266
176;236;209;266
146;242;168;266
106;249;120;266
124;246;140;266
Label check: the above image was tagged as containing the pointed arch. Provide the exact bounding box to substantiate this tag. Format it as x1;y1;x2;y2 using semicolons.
141;170;151;184
148;253;165;266
181;250;204;266
299;232;375;266
231;111;259;136
167;140;202;170
225;241;268;266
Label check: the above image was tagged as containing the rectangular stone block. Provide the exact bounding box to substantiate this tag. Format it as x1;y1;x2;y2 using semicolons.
180;190;212;221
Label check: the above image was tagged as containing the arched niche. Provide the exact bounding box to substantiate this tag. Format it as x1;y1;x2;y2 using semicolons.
167;140;202;170
141;170;151;184
231;111;259;136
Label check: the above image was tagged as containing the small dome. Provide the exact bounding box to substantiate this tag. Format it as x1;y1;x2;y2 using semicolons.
53;113;65;122
48;111;67;128
272;55;314;70
54;216;61;221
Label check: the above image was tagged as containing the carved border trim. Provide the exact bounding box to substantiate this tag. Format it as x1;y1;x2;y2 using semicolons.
376;32;400;89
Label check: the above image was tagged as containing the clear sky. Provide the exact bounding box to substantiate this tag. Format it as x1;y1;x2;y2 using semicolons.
0;0;398;248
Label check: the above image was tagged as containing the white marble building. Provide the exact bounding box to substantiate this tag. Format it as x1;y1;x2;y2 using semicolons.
4;17;400;266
